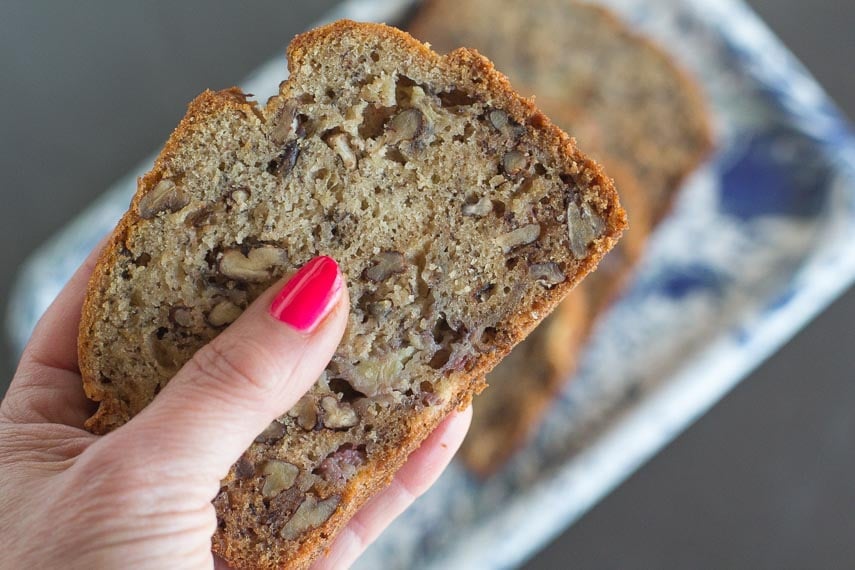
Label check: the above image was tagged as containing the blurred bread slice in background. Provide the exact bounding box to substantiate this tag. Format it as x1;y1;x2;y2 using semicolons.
409;0;713;475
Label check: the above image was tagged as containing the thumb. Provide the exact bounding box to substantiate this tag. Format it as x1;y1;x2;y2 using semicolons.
109;255;348;481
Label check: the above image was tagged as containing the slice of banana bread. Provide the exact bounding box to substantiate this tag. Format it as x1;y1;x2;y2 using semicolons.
577;157;652;316
460;160;650;475
459;292;589;476
408;0;713;222
77;20;625;569
411;0;712;476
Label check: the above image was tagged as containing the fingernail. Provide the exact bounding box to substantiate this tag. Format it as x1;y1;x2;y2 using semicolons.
269;256;343;332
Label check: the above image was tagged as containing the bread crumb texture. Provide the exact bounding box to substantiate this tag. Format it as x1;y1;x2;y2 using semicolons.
78;21;624;569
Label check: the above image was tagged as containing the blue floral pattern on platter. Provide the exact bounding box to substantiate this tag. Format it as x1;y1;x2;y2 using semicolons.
6;1;855;569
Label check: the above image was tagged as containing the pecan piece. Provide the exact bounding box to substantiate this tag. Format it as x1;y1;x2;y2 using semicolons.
168;306;193;328
138;178;189;219
270;99;300;145
462;196;493;217
363;251;406;282
315;445;365;485
367;299;392;320
496;224;541;253
487;109;525;139
320;396;359;429
269;141;301;177
502;150;527;176
530;262;566;287
261;460;299;498
279;494;340;540
206;300;243;328
386;108;425;144
235;455;256;479
327;133;357;170
567;202;605;258
225;186;251;209
254;420;287;443
287;395;319;431
218;246;287;282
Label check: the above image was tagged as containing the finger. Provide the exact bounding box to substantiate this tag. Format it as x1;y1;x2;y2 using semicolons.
312;408;473;570
3;236;108;426
107;256;348;481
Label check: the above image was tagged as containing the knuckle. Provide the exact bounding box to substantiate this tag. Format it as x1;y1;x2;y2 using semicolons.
390;473;420;506
185;335;282;396
1;383;43;424
342;518;372;562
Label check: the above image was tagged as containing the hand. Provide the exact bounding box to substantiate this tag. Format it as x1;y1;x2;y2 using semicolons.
0;244;471;569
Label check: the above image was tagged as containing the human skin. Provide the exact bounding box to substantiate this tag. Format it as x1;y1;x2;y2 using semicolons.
0;243;471;569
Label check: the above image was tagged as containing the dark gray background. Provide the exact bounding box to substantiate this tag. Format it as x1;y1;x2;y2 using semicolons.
1;1;852;568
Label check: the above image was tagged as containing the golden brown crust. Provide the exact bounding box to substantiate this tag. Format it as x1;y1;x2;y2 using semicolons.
460;159;647;476
78;20;625;569
579;156;651;317
460;293;589;476
79;89;261;432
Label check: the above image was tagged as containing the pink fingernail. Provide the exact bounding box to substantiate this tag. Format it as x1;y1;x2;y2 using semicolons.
269;256;343;332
